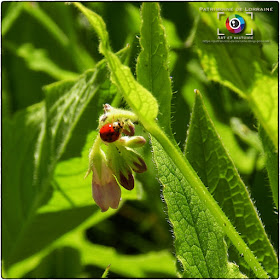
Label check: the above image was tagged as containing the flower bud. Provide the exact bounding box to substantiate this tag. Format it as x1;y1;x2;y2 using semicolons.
123;120;135;136
119;136;146;148
103;103;112;113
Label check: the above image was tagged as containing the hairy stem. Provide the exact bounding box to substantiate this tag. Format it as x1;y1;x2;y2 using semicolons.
148;123;268;279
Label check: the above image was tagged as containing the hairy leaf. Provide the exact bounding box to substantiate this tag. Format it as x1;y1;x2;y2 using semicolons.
185;92;278;278
3;60;112;270
259;126;278;209
44;65;107;164
181;77;259;174
136;2;172;135
152;136;246;278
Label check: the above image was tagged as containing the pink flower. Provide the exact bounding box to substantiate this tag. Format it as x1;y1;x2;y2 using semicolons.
91;161;121;212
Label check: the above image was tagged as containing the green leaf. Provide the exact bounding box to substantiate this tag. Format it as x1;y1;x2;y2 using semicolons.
136;2;173;135
2;102;90;269
3;60;113;271
190;2;278;148
16;43;79;80
181;76;261;174
44;64;107;164
185;92;278;278
74;2;159;127
152;136;246;278
259;126;278;209
3;103;46;267
2;102;95;267
2;2;25;36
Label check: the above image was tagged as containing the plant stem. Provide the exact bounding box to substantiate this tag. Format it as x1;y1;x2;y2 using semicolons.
148;123;268;279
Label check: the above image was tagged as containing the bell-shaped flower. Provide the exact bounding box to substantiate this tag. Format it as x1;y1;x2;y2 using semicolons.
91;159;121;212
86;137;121;212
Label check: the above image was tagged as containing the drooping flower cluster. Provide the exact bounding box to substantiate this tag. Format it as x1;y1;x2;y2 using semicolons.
86;104;147;212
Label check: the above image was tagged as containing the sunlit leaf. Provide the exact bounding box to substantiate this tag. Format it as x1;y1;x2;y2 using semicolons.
74;2;159;126
136;2;173;135
152;136;246;278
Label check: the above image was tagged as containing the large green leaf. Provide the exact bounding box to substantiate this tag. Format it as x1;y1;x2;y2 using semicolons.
185;92;278;278
152;136;245;278
136;2;173;135
190;2;278;148
44;62;110;165
181;76;262;175
2;101;94;268
2;60;113;270
3;103;47;267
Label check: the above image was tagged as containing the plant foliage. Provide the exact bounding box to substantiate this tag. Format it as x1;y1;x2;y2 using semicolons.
2;2;278;278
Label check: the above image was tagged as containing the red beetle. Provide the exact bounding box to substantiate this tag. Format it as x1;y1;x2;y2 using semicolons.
100;121;123;143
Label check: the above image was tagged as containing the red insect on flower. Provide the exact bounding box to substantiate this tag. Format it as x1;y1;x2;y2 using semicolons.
99;121;123;143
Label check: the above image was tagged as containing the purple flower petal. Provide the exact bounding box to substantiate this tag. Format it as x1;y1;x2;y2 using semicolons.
120;172;134;190
132;156;147;173
123;124;135;136
92;164;121;212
